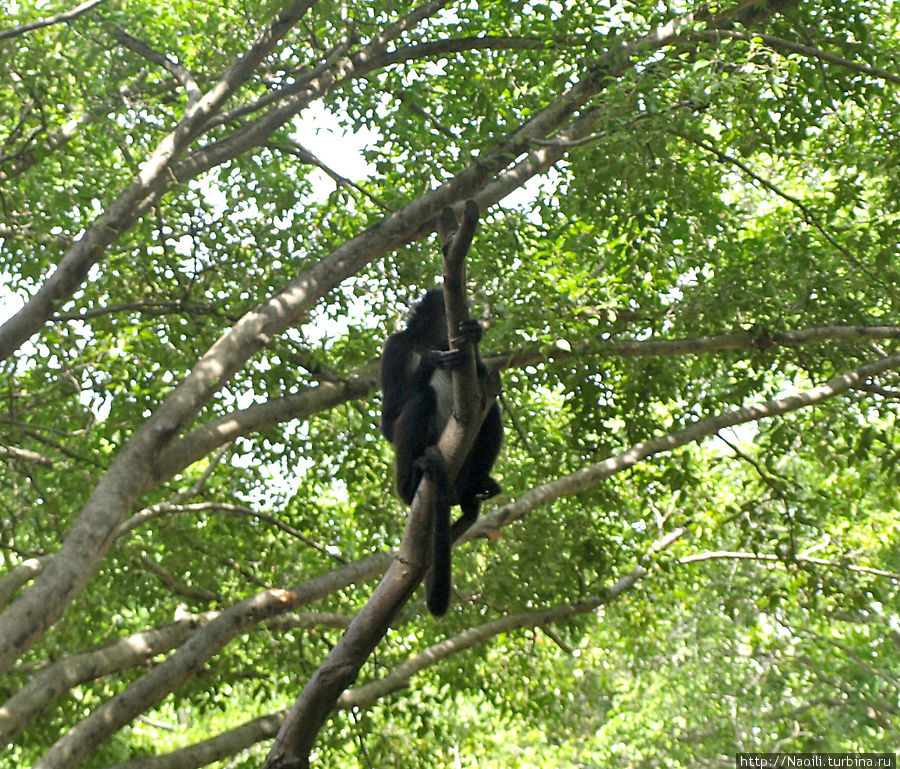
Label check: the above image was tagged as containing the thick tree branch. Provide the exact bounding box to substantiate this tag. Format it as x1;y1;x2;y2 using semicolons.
29;552;391;769
98;527;684;769
261;204;487;769
149;324;900;488
0;612;218;743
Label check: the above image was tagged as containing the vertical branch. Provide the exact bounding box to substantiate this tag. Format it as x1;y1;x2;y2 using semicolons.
436;200;484;473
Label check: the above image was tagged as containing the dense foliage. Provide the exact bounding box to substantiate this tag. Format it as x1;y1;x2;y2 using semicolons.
1;0;899;767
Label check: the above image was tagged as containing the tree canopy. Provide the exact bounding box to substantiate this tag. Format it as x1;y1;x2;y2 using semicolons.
1;0;899;767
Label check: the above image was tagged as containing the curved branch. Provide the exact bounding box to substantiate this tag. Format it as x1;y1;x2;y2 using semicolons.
150;324;900;488
0;557;49;608
118;501;347;564
0;612;218;743
673;129;890;294
103;711;289;769
98;528;684;769
112;26;202;106
148;373;376;486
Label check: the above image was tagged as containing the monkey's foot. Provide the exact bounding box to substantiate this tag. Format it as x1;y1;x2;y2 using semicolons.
476;478;502;501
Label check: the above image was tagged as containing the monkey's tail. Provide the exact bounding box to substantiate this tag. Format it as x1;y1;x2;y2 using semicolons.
417;448;452;616
426;499;452;616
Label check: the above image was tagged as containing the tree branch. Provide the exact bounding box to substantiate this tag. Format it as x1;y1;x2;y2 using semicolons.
695;29;900;87
146;324;900;489
97;528;685;769
474;350;900;537
261;203;486;769
28;553;391;769
0;0;106;41
0;612;218;743
679;550;900;580
111;26;202;106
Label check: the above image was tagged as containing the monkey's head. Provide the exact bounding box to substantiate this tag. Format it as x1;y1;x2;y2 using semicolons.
405;288;448;348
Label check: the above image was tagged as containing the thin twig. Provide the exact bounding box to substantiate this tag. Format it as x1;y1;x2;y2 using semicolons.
0;0;106;42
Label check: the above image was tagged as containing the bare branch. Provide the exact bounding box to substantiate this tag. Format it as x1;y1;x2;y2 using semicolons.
0;557;49;608
673;129;890;295
98;527;684;769
476;350;900;537
267;139;389;210
138;555;218;603
0;445;53;465
149;324;900;488
119;501;347;564
28;552;391;769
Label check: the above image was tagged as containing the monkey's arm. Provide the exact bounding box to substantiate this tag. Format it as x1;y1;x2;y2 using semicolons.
379;332;413;442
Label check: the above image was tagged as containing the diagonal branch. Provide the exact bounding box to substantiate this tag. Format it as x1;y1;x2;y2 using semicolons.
0;611;219;743
27;552;392;769
149;324;900;489
260;205;486;769
679;550;900;580
474;350;900;537
111;26;202;106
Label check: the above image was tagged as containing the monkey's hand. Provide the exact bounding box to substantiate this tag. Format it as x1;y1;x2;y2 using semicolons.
451;318;483;347
427;349;470;369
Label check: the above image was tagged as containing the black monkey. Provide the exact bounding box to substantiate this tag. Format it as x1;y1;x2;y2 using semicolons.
381;288;503;616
